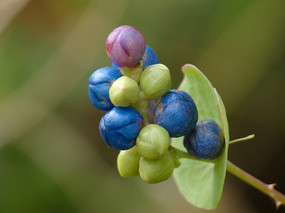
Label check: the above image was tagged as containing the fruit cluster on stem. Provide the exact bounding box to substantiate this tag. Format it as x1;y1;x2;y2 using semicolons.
88;25;225;183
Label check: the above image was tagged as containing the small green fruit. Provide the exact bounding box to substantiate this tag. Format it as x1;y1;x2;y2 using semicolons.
131;91;149;124
136;124;170;159
140;64;171;100
119;61;143;82
139;152;174;183
109;76;139;107
117;147;141;177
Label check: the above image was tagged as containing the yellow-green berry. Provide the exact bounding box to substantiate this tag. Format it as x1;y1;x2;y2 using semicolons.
139;152;174;184
117;147;141;177
136;124;170;159
140;64;171;100
109;76;139;107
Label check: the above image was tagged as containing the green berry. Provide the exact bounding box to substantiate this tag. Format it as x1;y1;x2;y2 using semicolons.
109;76;139;107
140;64;171;100
119;62;143;82
117;147;141;177
131;91;149;124
136;124;170;159
139;152;174;184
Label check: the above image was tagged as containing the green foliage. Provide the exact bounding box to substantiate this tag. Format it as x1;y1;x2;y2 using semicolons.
172;64;229;210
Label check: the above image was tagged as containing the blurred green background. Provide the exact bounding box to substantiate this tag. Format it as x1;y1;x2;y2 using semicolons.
0;0;284;212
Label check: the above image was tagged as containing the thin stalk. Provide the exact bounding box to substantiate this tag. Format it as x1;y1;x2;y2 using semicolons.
229;134;255;144
227;160;285;208
173;146;285;207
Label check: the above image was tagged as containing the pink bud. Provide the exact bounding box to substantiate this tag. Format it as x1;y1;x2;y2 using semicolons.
106;25;146;67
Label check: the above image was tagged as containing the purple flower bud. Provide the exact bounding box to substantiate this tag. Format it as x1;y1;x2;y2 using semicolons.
112;45;159;70
106;25;146;67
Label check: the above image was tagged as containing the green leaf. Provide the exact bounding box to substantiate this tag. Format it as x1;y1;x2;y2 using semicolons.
172;64;229;210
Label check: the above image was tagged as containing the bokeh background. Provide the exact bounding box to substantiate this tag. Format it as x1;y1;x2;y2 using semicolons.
0;0;284;212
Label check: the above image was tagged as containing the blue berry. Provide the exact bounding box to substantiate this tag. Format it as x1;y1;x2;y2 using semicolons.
141;45;159;69
88;67;122;110
183;120;225;160
106;25;146;67
99;107;143;150
112;63;119;69
153;89;198;137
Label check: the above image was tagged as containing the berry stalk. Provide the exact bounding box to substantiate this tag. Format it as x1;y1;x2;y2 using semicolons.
173;146;285;207
226;160;285;208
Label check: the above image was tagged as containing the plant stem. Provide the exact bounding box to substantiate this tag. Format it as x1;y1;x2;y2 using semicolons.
227;160;285;207
173;146;285;207
229;134;255;144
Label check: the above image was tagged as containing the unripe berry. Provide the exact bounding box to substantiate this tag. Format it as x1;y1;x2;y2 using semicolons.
99;107;143;150
117;147;140;177
88;67;122;110
140;64;171;100
141;45;159;69
119;62;143;83
136;124;170;159
139;152;174;184
106;25;146;67
183;120;225;160
153;89;198;137
109;76;139;107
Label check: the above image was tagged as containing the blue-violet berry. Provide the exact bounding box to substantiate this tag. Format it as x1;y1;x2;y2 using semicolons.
183;120;225;160
88;66;122;110
153;89;198;137
106;25;146;67
99;107;143;150
141;45;159;69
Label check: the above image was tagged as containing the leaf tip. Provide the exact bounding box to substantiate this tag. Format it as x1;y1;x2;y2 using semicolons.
181;64;197;74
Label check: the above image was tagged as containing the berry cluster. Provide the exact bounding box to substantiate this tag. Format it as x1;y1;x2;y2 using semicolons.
88;25;225;183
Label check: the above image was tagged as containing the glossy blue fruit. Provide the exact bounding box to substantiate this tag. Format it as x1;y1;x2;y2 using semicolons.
183;120;225;160
99;107;143;150
153;89;198;137
141;45;159;69
88;67;122;110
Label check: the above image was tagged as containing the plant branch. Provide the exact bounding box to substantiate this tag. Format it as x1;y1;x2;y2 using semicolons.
173;146;285;207
227;160;285;208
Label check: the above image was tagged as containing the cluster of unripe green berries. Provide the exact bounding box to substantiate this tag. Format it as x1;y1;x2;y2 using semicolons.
88;25;225;183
